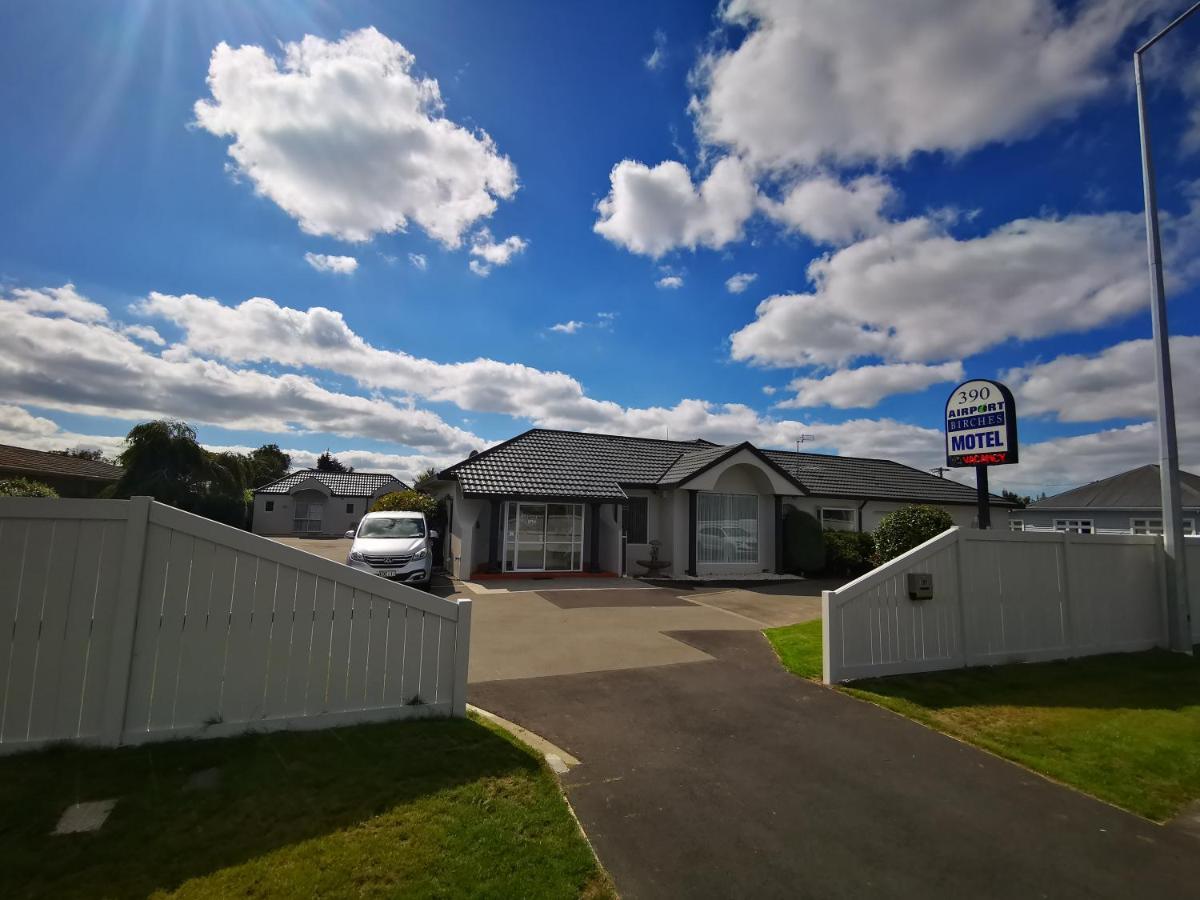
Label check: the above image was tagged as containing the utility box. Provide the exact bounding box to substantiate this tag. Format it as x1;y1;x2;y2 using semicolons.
907;572;933;601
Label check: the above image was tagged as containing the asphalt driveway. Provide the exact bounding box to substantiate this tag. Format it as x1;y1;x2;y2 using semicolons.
468;582;1200;899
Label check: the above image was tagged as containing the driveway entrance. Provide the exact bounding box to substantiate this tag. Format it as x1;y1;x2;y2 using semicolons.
466;578;1200;899
455;578;819;683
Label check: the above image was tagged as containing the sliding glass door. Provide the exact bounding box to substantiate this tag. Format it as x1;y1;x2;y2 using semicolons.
696;492;759;565
504;502;585;572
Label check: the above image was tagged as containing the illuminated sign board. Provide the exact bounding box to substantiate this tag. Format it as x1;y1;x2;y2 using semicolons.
945;379;1019;468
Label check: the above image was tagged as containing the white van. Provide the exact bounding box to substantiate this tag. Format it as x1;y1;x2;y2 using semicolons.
345;510;435;586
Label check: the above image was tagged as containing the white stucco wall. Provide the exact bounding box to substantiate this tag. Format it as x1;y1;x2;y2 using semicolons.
251;481;384;537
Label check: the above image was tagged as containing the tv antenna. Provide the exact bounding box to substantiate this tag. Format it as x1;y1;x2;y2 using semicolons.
795;435;814;453
930;466;950;479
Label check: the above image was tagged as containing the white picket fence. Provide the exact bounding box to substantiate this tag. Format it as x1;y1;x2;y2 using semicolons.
822;527;1185;683
0;497;471;754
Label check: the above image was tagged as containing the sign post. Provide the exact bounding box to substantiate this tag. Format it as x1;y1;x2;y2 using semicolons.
944;380;1019;529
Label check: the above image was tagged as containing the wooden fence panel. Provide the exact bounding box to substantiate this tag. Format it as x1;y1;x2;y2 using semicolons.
825;528;1172;684
0;498;470;754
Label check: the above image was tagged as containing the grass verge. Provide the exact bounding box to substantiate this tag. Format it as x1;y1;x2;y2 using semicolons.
0;715;613;899
765;620;1200;822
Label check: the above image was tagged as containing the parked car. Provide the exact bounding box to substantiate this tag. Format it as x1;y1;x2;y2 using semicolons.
345;511;437;586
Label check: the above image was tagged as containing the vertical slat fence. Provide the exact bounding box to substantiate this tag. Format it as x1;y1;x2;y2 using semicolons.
0;497;471;755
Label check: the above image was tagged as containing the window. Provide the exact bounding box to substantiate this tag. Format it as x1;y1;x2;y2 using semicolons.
502;502;585;572
697;493;759;565
623;497;648;544
293;501;324;533
1054;519;1093;534
1009;519;1024;532
359;516;425;538
820;508;856;532
265;500;275;512
346;502;355;514
1130;517;1196;535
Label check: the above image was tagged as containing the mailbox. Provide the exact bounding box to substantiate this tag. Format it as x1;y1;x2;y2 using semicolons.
907;572;933;601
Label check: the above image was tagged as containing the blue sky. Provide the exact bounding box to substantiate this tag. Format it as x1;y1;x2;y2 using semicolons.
3;0;1200;495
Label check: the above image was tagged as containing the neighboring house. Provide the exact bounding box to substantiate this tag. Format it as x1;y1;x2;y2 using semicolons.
430;428;1014;579
251;470;406;537
0;443;123;497
1019;464;1200;535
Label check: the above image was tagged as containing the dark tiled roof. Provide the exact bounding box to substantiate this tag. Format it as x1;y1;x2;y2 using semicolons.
0;444;123;481
1028;464;1200;510
439;429;719;499
255;470;406;496
656;443;741;485
762;450;1005;505
439;428;1010;506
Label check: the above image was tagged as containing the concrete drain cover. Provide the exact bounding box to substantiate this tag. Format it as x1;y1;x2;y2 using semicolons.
53;799;116;835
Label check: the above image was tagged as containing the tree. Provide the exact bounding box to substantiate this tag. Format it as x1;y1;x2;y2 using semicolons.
0;478;58;498
50;448;112;464
316;451;352;473
115;421;211;507
873;504;955;563
248;443;291;487
1001;489;1031;509
113;420;250;527
412;466;439;489
371;489;439;518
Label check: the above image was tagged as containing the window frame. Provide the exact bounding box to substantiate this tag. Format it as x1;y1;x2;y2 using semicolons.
696;492;760;566
1008;519;1024;532
819;507;857;532
264;500;274;513
623;496;649;544
1054;518;1094;534
1129;517;1196;535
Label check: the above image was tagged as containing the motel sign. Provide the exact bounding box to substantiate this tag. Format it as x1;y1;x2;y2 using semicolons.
945;379;1020;468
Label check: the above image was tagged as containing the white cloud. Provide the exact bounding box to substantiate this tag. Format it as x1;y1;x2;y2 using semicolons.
762;174;895;245
468;228;527;276
778;362;965;409
691;0;1163;168
725;272;757;294
121;324;166;345
656;275;684;289
1;295;480;455
550;320;585;334
761;385;777;396
2;283;109;322
408;252;428;271
593;157;757;257
645;29;667;71
193;27;518;246
730;206;1197;367
304;252;358;274
1004;336;1200;423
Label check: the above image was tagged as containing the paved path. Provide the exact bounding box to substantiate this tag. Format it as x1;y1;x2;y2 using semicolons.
460;581;821;683
471;629;1200;899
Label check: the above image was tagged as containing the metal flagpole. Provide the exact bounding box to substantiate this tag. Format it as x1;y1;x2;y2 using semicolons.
1133;3;1200;653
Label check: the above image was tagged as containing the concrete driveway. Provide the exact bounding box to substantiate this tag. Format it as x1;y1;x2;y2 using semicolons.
453;577;821;683
466;577;1200;898
269;535;352;564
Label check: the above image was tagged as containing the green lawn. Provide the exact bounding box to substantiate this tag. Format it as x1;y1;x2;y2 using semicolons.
0;716;613;899
765;620;1200;822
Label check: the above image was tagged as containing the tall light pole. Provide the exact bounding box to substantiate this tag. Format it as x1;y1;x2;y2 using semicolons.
1134;1;1199;653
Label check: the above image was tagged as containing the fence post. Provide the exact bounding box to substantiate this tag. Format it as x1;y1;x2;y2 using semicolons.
99;496;151;746
953;529;970;667
821;590;835;684
451;598;472;717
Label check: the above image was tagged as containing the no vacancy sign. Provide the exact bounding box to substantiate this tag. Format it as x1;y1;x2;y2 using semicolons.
945;379;1019;468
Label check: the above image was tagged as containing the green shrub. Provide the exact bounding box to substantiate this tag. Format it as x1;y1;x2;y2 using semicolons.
781;508;825;574
371;489;439;517
873;504;954;563
0;478;58;498
823;531;875;577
